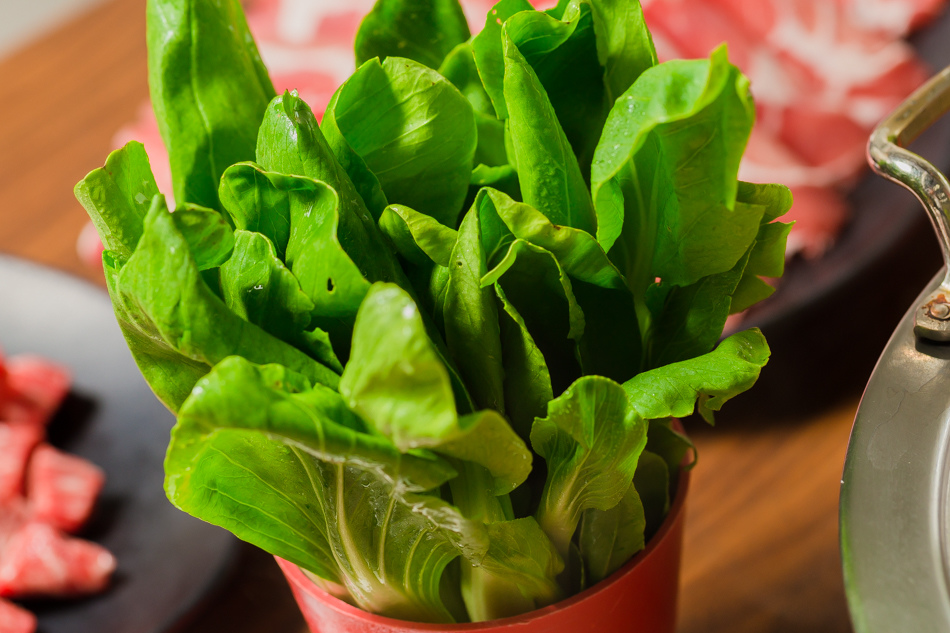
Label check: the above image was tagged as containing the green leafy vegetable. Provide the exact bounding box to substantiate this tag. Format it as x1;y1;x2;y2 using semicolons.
643;250;750;369
169;203;235;270
75;141;159;263
579;479;646;585
104;196;339;411
320;100;391;222
501;30;596;234
472;0;534;120
588;0;657;103
440;43;509;170
573;280;641;382
444;206;505;412
531;376;647;565
81;0;791;624
340;283;528;492
256;91;406;290
502;2;608;176
624;329;771;423
730;182;795;313
484;239;584;394
219;230;342;372
379;204;457;268
340;283;458;449
147;0;275;209
166;356;485;623
494;284;552;440
463;515;563;620
591;46;759;284
254;93;418;351
479;188;624;289
218;162;293;260
322;57;478;227
633;449;672;538
355;0;471;69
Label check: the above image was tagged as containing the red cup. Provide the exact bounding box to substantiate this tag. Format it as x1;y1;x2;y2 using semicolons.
278;468;689;633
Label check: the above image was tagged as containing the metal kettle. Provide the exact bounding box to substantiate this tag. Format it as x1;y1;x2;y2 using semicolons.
841;65;950;631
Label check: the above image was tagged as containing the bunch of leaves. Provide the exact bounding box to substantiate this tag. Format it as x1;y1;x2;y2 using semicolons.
75;0;790;623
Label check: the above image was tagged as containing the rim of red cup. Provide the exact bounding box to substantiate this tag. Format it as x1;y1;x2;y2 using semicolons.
278;466;690;630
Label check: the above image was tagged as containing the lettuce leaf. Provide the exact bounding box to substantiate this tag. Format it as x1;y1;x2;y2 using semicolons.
75;141;159;263
502;2;608;176
444;205;506;413
494;284;553;441
165;356;484;623
531;376;647;568
483;239;584;395
501;29;596;234
624;328;771;424
471;0;535;120
591;46;760;281
146;0;274;210
104;196;340;411
256;92;406;292
219;230;343;372
340;283;529;494
440;43;510;171
321;57;477;228
379;204;457;268
355;0;471;70
578;478;645;585
588;0;657;102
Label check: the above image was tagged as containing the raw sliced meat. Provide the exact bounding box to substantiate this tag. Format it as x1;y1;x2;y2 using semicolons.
243;0;375;46
643;0;930;171
847;0;946;37
0;350;9;406
0;499;28;555
0;424;44;503
642;0;762;69
0;350;114;619
0;598;36;633
0;397;46;428
739;129;850;258
0;522;116;599
27;444;105;534
4;356;71;424
782;186;851;257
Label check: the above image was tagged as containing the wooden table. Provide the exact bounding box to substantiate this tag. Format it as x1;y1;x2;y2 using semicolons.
0;1;858;630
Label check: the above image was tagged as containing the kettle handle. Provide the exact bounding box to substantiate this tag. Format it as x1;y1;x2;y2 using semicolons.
869;65;950;342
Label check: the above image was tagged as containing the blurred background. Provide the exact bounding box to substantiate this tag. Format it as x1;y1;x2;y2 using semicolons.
0;0;104;57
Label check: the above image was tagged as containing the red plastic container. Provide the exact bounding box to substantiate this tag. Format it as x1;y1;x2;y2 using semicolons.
278;469;689;633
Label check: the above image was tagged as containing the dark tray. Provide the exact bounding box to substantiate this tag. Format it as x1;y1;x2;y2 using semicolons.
0;255;239;633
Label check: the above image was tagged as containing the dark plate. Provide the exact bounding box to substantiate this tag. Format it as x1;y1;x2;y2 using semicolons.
0;255;238;633
724;10;950;423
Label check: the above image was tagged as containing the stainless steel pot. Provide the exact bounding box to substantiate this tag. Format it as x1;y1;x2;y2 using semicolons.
841;66;950;631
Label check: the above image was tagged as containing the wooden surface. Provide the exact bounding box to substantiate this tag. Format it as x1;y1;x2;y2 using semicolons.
0;1;858;631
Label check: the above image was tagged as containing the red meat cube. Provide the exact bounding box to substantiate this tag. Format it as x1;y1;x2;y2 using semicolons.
27;444;105;533
4;356;71;425
0;598;36;633
0;424;44;503
0;522;116;598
